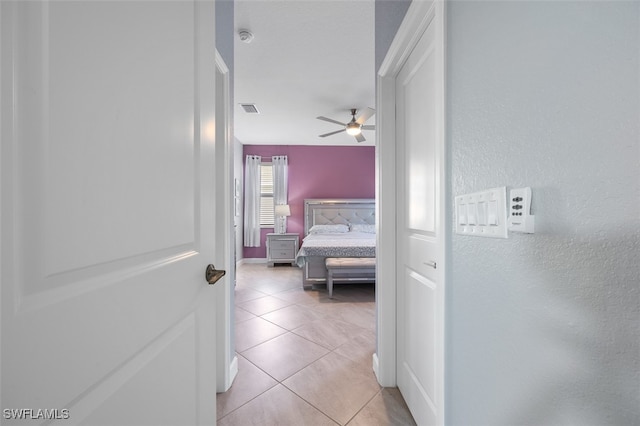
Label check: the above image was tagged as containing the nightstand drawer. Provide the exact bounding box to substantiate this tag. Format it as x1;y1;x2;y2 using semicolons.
270;249;295;259
270;240;295;250
266;233;299;267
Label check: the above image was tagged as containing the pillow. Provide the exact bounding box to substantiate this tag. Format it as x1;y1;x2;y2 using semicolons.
350;223;376;234
309;224;349;234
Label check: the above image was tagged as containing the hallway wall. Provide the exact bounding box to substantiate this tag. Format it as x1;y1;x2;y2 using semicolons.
446;2;639;424
375;0;411;71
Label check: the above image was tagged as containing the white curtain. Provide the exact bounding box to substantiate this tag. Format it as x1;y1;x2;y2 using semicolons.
244;155;261;246
272;155;289;234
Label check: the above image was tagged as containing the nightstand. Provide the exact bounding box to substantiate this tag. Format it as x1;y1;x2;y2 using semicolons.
266;233;299;267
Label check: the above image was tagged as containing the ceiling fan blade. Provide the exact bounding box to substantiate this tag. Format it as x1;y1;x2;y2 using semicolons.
362;125;375;131
354;133;366;143
355;107;376;125
317;116;346;126
319;129;346;138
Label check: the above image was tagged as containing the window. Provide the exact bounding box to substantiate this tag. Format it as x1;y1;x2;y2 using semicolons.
260;162;274;226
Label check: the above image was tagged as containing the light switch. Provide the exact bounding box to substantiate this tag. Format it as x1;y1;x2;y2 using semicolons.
467;203;477;225
458;204;467;225
478;201;487;226
488;200;498;225
454;187;508;238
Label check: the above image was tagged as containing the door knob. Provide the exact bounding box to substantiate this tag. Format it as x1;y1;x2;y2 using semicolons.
206;264;226;285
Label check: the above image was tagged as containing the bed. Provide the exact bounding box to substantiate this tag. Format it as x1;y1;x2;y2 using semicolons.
295;199;376;289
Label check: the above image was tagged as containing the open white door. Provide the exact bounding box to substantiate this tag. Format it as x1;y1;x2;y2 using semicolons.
1;1;219;424
395;2;445;424
377;1;446;424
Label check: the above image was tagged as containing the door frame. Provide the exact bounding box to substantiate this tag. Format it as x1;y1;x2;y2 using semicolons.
214;50;238;392
375;0;447;416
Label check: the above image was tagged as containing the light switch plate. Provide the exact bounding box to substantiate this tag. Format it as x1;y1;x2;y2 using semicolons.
508;187;535;233
455;187;508;238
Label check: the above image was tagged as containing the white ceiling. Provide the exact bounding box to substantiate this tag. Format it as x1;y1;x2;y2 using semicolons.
234;0;376;146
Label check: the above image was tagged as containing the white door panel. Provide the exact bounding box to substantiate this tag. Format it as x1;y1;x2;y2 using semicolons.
1;1;218;424
396;2;445;425
405;270;437;399
402;47;438;235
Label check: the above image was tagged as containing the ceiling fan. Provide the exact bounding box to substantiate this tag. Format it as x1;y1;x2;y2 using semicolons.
317;108;376;142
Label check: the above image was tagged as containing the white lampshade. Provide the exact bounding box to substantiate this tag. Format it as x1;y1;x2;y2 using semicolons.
275;204;291;217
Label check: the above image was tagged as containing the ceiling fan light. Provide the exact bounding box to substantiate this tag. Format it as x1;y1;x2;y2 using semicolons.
346;122;362;136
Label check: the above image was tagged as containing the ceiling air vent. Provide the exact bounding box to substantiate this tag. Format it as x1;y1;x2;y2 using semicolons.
240;103;260;114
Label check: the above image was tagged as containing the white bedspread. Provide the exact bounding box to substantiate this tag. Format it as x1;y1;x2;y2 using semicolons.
295;232;376;266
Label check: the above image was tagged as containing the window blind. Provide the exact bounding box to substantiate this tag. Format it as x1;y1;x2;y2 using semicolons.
260;163;274;226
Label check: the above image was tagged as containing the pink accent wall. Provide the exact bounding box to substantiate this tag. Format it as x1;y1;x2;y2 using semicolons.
242;145;375;259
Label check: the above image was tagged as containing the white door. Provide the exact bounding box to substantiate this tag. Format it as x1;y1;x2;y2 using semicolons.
395;2;445;425
1;1;219;424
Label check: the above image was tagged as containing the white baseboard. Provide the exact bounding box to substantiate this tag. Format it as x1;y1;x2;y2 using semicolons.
229;355;238;386
372;353;381;384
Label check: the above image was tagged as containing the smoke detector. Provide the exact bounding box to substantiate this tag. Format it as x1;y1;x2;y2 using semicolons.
238;30;254;44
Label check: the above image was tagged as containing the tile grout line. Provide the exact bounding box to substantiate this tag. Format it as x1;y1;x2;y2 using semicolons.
227;266;381;425
224;341;342;424
343;387;385;425
279;376;344;425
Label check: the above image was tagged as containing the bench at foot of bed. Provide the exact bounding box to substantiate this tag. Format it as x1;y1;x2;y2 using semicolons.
325;257;376;298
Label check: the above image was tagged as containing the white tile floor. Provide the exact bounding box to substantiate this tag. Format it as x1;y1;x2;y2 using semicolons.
216;263;416;425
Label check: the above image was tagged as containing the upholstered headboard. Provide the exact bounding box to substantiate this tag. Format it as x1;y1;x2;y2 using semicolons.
304;199;375;235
